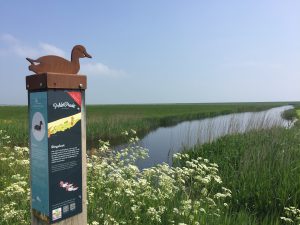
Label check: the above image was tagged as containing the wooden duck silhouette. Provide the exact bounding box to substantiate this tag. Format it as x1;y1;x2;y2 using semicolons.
26;45;92;74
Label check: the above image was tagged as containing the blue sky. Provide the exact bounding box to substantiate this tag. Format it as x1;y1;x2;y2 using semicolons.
0;1;299;104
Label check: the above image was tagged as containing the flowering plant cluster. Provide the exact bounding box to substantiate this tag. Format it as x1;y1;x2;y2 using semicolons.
0;130;30;225
281;206;300;224
87;130;231;225
0;129;231;225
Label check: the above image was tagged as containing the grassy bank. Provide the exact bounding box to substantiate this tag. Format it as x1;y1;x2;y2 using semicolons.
2;124;299;224
1;106;300;224
181;119;300;224
0;102;292;148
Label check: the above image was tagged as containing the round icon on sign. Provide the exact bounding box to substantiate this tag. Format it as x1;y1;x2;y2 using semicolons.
32;112;46;141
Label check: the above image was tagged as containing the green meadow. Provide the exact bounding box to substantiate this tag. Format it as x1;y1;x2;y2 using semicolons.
1;102;300;224
0;102;290;148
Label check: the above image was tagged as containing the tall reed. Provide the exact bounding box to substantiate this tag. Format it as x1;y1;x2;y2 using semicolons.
184;122;300;224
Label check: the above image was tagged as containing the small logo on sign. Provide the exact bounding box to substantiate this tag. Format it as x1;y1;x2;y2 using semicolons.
52;208;62;220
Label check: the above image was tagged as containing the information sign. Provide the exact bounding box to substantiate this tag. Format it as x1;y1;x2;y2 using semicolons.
30;90;83;223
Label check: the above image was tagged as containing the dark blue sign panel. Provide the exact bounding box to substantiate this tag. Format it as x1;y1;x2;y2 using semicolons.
47;90;82;223
30;90;82;223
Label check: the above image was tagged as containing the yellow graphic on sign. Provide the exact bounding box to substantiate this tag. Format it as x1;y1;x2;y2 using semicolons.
48;113;81;137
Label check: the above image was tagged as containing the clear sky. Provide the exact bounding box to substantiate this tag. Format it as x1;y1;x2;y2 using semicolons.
0;1;299;104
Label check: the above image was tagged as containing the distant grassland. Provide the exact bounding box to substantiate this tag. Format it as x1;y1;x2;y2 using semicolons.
0;102;297;148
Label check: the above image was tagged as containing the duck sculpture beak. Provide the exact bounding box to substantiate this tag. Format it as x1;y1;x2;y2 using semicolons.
84;51;92;58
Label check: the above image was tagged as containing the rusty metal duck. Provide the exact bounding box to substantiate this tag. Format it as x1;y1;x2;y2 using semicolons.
26;45;92;74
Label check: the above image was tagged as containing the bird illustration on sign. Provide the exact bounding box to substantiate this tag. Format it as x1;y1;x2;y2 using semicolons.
26;45;92;75
34;121;43;131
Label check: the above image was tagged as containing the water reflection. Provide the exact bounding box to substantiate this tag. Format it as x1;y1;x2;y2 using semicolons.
121;106;294;168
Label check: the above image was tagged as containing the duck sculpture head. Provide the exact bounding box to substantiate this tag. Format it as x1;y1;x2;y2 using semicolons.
26;45;92;75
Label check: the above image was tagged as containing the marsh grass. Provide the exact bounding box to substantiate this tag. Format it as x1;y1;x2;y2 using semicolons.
86;103;295;147
281;108;297;121
184;122;300;224
1;103;300;224
0;102;289;148
0;125;299;224
180;108;291;150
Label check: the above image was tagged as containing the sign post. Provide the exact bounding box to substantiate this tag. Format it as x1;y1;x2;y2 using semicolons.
26;73;87;225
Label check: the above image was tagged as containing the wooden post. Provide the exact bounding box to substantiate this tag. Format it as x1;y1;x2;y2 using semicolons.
26;73;87;225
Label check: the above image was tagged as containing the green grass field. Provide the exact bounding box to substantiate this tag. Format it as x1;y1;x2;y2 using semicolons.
181;115;300;224
1;102;300;224
0;102;292;148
